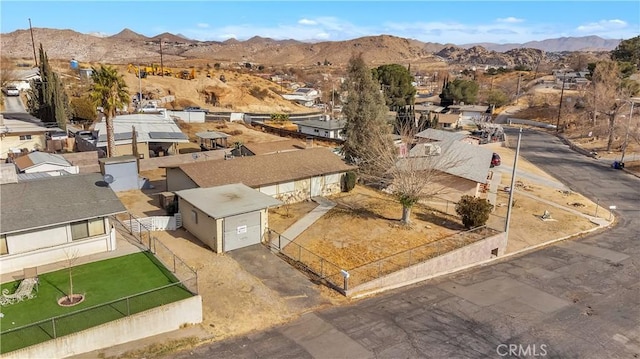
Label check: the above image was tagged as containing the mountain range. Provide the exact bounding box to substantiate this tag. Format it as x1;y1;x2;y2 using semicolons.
0;27;620;67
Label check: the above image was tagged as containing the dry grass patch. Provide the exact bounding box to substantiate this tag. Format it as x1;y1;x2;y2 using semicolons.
291;185;465;270
268;201;319;233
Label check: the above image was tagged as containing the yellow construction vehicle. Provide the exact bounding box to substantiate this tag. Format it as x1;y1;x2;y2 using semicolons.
176;69;196;80
127;64;147;78
152;64;173;76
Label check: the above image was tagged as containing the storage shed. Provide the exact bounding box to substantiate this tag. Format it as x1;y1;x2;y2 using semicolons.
175;183;282;252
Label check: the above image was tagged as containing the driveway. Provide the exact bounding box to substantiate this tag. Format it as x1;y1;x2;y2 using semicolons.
168;127;640;359
2;95;27;113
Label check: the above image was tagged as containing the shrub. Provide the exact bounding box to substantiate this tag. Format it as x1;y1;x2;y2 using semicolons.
455;195;493;229
250;86;269;100
342;171;357;192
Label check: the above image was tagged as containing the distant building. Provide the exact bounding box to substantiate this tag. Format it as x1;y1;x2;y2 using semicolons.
296;119;346;140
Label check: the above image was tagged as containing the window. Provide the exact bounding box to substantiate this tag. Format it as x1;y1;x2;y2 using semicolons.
19;135;32;140
71;218;105;240
191;210;198;224
1;235;7;255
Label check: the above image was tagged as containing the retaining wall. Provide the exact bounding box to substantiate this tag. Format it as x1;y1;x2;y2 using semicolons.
346;232;507;297
3;295;203;359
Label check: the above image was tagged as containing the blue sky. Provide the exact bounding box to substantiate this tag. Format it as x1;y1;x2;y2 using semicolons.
1;1;639;44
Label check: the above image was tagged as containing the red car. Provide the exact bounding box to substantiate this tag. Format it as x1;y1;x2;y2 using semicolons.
491;153;501;167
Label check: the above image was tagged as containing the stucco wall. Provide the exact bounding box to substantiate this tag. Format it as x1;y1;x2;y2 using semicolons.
166;168;198;192
1;134;46;159
1;226;115;275
346;232;507;297
113;142;150;159
432;174;479;203
178;198;220;252
3;295;203;359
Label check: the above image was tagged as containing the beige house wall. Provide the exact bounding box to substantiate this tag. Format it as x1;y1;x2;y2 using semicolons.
1;134;46;159
431;174;479;203
178;198;221;252
113;142;150;159
166;168;198;192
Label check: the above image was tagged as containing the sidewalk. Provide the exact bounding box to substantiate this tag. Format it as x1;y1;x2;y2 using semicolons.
281;196;336;240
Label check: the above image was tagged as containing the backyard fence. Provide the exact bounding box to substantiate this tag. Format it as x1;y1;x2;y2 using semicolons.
265;226;499;294
264;229;347;294
0;282;192;354
118;213;181;232
345;226;499;288
112;213;198;294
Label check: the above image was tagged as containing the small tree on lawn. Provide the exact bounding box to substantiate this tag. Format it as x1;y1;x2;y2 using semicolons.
63;249;80;303
455;195;493;229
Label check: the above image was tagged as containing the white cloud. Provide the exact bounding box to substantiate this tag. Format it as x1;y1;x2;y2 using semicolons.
298;18;317;26
197;23;209;29
576;19;627;32
496;17;524;23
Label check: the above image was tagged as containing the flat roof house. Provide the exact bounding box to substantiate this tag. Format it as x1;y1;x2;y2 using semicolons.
175;183;282;253
296;119;346;140
92;112;189;159
0;173;126;273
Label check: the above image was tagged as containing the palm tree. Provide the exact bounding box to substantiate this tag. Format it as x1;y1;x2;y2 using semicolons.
90;65;129;157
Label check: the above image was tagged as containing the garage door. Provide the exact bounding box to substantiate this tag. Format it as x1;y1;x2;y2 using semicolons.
223;211;261;251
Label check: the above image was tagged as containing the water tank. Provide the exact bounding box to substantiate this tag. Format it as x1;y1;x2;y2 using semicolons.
70;59;79;69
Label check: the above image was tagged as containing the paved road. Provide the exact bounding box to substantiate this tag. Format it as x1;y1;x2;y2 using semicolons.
170;128;639;359
2;95;26;113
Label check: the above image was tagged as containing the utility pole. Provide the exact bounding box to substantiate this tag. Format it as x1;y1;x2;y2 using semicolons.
28;18;38;67
505;127;522;241
515;74;522;104
158;40;164;76
620;99;638;164
555;74;566;134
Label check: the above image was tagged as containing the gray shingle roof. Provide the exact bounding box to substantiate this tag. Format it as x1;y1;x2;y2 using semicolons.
1;173;126;234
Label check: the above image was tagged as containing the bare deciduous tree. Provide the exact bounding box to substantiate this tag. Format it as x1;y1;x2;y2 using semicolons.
0;57;18;88
357;117;472;225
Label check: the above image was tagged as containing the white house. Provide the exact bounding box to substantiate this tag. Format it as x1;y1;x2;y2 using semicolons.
0;114;64;160
282;88;321;107
0;173;126;274
13;151;79;176
8;68;41;91
296;119;346;140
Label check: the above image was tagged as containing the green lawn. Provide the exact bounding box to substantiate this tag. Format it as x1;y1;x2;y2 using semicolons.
0;252;193;353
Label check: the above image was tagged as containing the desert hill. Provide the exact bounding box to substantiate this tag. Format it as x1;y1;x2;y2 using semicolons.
1;27;619;68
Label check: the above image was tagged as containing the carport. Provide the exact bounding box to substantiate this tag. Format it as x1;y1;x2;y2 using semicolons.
175;183;282;252
195;131;229;150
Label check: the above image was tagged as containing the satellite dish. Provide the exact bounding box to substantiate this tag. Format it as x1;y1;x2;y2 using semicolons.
103;174;114;184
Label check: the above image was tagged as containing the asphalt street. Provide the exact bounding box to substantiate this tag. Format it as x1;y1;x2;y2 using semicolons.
169;128;639;359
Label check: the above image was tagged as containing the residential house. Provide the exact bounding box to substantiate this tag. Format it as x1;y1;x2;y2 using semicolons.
13;151;79;178
0;173;126;273
404;140;494;203
459;105;490;122
165;147;355;203
7;67;41;91
175;183;282;253
434;113;461;129
296;119;346;140
92;112;189;159
282;88;321;107
0;114;63;160
234;139;307;157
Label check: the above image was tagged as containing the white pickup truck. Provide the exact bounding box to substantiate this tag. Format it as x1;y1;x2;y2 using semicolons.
139;103;164;113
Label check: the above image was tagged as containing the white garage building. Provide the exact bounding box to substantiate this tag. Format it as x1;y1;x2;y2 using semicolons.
175;183;282;252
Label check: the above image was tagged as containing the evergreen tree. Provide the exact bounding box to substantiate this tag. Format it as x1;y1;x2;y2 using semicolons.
27;44;71;130
341;53;391;167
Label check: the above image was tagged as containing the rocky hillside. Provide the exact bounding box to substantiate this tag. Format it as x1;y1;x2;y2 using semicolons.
436;46;546;68
463;35;620;52
1;27;615;68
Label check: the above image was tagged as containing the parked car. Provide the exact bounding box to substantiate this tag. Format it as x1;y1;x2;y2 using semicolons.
491;153;501;167
3;86;19;96
184;106;209;114
140;103;163;113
